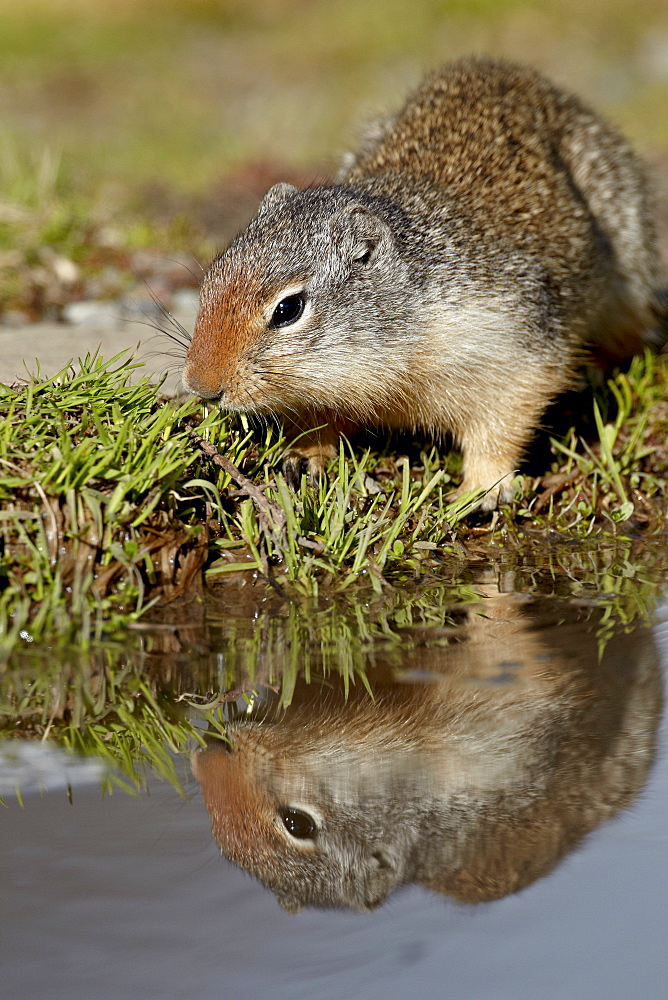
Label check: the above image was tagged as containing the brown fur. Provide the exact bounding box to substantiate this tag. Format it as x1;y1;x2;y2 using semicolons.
193;592;661;912
183;58;660;507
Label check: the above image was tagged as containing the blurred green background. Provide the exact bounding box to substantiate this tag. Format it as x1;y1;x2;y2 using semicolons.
1;0;667;315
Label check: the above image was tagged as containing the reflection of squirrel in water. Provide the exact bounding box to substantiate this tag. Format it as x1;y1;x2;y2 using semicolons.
192;593;662;913
182;57;660;508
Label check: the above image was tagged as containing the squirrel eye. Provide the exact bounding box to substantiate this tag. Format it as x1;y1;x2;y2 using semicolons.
271;293;305;328
278;806;317;839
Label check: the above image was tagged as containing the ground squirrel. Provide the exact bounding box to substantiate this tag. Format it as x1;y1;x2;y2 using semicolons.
192;594;660;912
182;57;659;508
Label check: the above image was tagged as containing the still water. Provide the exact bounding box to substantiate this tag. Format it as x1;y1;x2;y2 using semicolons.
2;568;668;1000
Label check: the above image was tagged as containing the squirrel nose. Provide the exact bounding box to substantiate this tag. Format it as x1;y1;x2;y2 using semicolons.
182;361;224;400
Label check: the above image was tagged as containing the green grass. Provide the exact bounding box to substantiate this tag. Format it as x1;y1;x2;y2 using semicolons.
516;353;668;532
1;348;667;668
0;350;486;661
1;353;206;652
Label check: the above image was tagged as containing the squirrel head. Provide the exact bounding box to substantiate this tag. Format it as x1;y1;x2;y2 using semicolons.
191;718;415;913
182;183;412;420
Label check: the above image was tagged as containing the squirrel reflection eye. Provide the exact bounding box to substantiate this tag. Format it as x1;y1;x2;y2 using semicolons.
271;293;305;328
278;806;317;839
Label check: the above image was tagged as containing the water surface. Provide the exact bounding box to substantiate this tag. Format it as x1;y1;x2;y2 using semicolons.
2;566;668;1000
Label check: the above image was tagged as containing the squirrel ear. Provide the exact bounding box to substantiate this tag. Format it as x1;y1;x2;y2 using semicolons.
330;203;393;268
357;845;400;910
277;894;304;914
258;182;298;215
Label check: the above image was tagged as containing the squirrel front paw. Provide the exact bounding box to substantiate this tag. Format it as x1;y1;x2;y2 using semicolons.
281;420;356;488
282;448;333;488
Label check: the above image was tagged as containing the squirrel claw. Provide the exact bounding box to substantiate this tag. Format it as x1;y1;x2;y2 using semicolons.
282;452;329;489
282;453;307;490
449;474;519;513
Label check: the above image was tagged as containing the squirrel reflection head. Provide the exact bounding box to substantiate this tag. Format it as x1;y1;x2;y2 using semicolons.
192;596;661;913
192;692;428;912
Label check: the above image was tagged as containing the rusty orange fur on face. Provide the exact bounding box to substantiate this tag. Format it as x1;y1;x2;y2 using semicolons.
192;742;287;869
183;263;267;400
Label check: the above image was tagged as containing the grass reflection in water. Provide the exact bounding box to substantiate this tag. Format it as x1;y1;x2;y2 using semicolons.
1;563;664;914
